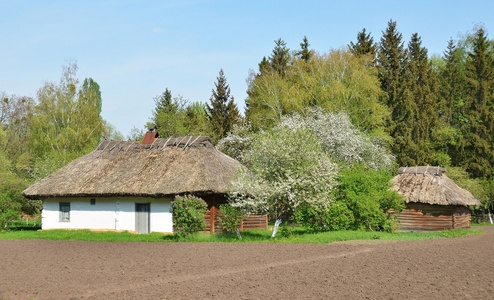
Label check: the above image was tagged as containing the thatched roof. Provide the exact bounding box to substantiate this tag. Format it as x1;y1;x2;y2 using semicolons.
23;136;243;199
391;166;481;207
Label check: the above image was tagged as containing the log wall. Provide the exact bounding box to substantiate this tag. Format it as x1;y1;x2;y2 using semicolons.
395;203;471;231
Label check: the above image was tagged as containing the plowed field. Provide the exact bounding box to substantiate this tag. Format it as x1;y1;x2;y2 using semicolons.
1;227;493;299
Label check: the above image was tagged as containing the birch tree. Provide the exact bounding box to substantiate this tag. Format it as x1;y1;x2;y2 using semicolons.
28;63;104;179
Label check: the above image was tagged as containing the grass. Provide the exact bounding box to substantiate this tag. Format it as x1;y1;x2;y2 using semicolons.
471;222;494;226
0;225;484;244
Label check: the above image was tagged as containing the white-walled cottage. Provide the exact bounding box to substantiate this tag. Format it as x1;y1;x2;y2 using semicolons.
23;136;245;234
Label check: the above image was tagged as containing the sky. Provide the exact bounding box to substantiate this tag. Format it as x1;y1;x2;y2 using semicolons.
1;0;494;137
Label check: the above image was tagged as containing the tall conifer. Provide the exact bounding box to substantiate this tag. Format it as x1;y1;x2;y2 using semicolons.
152;88;174;123
377;20;412;166
464;28;494;177
207;69;241;142
404;33;438;164
269;38;290;77
349;28;376;58
297;36;312;62
438;39;467;166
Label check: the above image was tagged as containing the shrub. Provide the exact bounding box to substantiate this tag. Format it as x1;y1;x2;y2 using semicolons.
324;202;355;231
278;222;292;238
335;165;404;232
217;204;244;233
292;203;326;233
293;166;404;233
170;195;208;237
293;202;354;233
0;180;38;230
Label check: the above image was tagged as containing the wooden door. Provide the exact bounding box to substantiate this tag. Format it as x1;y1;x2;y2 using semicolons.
135;203;150;234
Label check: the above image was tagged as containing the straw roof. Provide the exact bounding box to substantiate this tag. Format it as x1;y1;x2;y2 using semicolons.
391;166;481;207
23;136;243;199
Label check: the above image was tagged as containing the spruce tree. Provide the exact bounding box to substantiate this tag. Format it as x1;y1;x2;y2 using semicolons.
377;20;412;166
297;36;312;62
269;38;290;77
438;39;468;166
258;56;270;76
207;69;241;142
404;33;438;165
349;28;376;58
152;88;174;123
464;28;494;177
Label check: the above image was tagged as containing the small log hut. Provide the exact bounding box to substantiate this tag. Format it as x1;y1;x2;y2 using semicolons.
391;166;482;231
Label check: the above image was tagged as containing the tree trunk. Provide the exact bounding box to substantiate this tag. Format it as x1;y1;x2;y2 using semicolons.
271;219;282;238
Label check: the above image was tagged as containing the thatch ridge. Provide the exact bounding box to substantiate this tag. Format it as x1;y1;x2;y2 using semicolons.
391;166;481;207
398;166;446;176
23;136;242;199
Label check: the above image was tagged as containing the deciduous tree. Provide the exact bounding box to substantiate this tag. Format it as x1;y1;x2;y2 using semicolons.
246;49;390;140
28;63;104;179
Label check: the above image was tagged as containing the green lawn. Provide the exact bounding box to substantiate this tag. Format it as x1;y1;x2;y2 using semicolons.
471;223;494;226
0;225;483;243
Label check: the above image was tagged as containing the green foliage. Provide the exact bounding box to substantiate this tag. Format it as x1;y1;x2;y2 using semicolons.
293;166;402;233
462;27;494;178
446;167;491;205
152;88;174;121
151;88;213;138
335;165;405;232
269;38;291;77
0;180;39;230
377;20;416;166
153;93;189;137
0;92;34;176
28;63;104;180
184;102;213;135
207;69;241;142
217;204;244;233
126;126;145;141
349;28;376;59
278;222;292;238
296;36;312;63
102;120;124;141
403;33;438;165
0;126;16;181
293;202;355;233
170;195;208;237
246;49;390;140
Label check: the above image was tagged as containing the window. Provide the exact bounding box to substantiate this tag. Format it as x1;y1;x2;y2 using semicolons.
90;199;96;205
59;202;70;222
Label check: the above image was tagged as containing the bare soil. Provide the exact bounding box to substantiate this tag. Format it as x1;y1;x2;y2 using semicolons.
1;227;494;299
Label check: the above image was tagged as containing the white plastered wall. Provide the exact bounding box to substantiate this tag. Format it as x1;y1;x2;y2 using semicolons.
41;197;173;233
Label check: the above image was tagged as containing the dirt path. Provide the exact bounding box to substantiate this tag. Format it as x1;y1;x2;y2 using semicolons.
1;227;493;299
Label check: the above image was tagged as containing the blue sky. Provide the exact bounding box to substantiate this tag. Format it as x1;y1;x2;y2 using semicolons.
1;0;493;137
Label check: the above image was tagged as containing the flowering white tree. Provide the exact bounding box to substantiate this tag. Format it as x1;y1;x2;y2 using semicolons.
221;108;395;237
219;108;394;170
228;120;338;237
216;122;254;164
296;107;394;170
